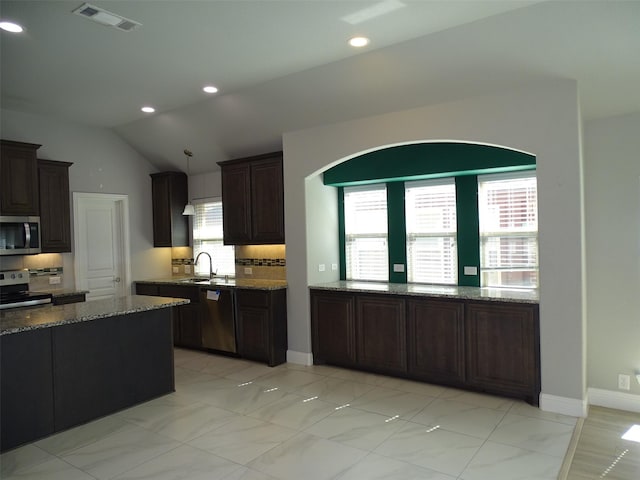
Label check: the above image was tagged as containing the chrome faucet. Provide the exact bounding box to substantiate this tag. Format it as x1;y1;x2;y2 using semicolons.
194;252;216;279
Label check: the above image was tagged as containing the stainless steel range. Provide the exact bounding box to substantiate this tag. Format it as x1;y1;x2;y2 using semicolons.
0;269;52;309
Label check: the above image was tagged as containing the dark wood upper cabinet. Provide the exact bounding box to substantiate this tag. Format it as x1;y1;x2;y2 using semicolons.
150;172;189;247
1;140;41;216
38;160;73;253
218;152;284;245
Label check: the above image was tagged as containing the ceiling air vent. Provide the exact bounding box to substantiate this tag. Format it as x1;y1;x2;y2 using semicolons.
72;3;141;32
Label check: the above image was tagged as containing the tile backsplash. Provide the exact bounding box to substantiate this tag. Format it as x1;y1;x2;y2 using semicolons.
235;244;286;280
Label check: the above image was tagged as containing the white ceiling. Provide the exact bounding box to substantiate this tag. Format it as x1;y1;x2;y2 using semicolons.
1;0;639;174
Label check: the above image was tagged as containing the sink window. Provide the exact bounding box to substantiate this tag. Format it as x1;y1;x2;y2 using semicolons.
193;198;235;276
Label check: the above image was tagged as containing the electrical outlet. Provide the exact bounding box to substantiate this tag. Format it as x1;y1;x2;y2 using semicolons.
319;264;325;272
49;276;61;285
618;374;631;390
184;265;192;274
331;264;338;271
172;266;179;273
244;267;252;275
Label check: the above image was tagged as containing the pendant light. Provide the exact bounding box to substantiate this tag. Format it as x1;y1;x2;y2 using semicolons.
182;149;195;216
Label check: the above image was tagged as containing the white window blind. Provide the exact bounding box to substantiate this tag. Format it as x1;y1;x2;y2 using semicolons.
344;184;388;281
193;199;235;276
478;172;538;288
405;178;457;284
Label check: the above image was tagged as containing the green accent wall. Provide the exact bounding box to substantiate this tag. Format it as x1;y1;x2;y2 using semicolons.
335;142;535;285
324;142;535;187
455;176;480;287
386;182;407;283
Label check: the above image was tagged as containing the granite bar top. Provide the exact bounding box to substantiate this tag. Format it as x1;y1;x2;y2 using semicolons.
0;295;189;336
309;281;539;304
137;276;288;290
34;289;90;298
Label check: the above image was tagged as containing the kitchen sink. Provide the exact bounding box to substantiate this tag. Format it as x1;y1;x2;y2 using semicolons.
178;277;235;286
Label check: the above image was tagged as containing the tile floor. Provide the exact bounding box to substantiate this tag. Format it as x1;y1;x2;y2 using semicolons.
1;348;582;480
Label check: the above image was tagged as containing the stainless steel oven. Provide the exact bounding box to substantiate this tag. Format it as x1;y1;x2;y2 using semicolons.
0;216;41;255
0;270;52;309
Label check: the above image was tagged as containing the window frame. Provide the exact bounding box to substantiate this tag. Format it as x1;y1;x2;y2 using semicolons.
192;197;235;277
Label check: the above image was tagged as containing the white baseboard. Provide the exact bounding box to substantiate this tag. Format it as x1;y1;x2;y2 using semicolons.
588;388;640;413
286;350;313;366
540;393;588;417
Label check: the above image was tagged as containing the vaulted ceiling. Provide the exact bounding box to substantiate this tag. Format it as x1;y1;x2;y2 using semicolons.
2;1;639;174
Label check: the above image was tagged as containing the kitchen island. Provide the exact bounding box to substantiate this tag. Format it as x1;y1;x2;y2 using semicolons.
310;281;540;405
0;295;188;452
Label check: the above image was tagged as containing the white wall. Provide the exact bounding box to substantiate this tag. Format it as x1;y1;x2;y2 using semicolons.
283;80;587;415
189;171;222;200
584;112;640;402
0;108;170;288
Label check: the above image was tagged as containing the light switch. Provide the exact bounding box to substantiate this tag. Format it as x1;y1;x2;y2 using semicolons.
244;267;253;275
393;264;405;273
463;266;478;276
331;264;338;271
319;264;326;272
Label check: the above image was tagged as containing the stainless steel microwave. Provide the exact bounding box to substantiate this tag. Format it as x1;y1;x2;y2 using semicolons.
0;216;41;255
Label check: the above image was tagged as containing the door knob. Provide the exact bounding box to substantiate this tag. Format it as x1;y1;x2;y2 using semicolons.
114;277;121;283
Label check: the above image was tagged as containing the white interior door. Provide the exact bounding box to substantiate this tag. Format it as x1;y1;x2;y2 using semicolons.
74;193;130;301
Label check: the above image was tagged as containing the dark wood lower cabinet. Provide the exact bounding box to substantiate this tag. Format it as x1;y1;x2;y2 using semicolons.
311;289;540;405
465;302;540;404
52;293;86;305
407;298;465;385
356;295;407;375
236;289;287;366
311;292;356;366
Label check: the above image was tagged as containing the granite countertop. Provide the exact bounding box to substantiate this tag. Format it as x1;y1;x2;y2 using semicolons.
0;295;189;336
309;280;539;304
137;276;288;290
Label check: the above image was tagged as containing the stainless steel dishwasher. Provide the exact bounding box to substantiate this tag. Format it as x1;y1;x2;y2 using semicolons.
200;287;237;353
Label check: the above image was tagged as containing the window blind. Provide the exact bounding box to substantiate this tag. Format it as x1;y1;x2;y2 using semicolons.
344;185;388;281
478;172;538;288
405;179;457;284
193;200;235;276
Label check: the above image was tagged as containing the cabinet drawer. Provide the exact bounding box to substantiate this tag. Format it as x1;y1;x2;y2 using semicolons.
157;285;200;303
135;283;159;296
236;289;269;308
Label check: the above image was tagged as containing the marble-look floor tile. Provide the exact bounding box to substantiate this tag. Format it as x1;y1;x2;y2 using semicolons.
223;362;282;382
461;440;564;480
248;432;368;480
298;376;375;405
247;393;337;430
196;380;288;415
378;376;447;398
304;407;407;451
509;401;578;426
0;445;54;478
174;366;220;386
35;414;134;456
350;386;435;419
1;456;96;480
410;398;506;439
374;422;484;476
437;388;514;411
328;367;390;386
224;467;282;480
116;394;238;442
188;415;298;465
253;369;327;392
61;424;181;480
111;444;242;480
488;413;574;457
335;452;456;480
285;362;346;377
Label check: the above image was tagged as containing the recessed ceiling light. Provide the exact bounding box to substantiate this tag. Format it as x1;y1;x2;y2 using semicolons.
203;85;218;94
141;106;155;113
349;36;370;48
0;21;24;33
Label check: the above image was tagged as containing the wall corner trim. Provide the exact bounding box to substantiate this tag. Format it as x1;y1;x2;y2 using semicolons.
587;388;640;413
286;350;313;366
540;393;588;417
